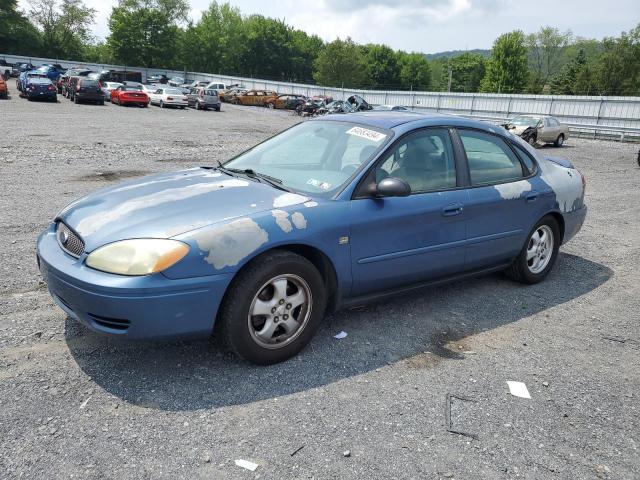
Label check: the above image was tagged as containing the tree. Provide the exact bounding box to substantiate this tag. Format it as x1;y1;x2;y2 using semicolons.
397;52;432;90
0;0;42;55
594;23;640;96
526;27;573;93
27;0;95;59
480;30;528;94
362;44;399;88
443;52;485;92
550;49;587;95
313;38;370;88
107;0;188;68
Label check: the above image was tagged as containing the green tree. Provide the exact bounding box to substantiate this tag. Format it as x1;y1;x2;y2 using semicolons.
107;0;188;68
526;26;573;93
362;43;399;88
240;15;292;79
397;52;432;90
313;38;370;88
550;49;587;95
443;52;485;92
27;0;95;59
481;30;529;93
595;23;640;95
0;0;42;55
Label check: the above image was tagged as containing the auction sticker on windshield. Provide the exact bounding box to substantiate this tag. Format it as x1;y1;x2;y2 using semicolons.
346;126;386;142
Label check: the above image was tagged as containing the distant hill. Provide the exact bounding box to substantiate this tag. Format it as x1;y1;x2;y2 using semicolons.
424;49;491;60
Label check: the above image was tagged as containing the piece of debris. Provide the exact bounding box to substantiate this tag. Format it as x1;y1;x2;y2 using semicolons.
542;381;549;387
290;445;304;457
343;450;351;457
79;396;91;409
445;393;479;440
334;331;348;339
507;381;531;399
234;459;258;471
203;454;211;463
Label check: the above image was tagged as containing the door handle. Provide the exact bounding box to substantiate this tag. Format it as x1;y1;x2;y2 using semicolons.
525;192;539;203
442;203;464;216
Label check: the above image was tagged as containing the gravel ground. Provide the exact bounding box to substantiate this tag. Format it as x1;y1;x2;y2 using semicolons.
1;94;639;480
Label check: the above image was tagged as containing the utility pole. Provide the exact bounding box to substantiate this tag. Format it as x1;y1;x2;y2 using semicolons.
447;66;452;93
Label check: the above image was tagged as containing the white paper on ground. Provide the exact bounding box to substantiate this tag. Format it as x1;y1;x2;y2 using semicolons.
507;381;531;399
234;459;258;471
334;331;348;339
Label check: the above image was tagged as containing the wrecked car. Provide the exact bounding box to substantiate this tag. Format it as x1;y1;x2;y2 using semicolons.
297;95;333;116
37;113;587;365
317;100;356;115
347;94;373;111
503;115;569;147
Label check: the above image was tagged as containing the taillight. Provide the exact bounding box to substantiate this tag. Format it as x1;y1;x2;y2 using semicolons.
167;96;173;100
48;85;55;91
182;96;187;101
77;84;81;91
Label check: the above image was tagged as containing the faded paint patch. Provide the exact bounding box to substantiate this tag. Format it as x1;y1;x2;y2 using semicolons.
273;192;309;208
195;218;268;270
75;179;249;237
494;180;532;200
271;210;293;233
303;201;318;208
291;212;307;229
539;158;583;213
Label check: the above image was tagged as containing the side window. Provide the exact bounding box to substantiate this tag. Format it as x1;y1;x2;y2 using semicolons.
548;118;559;127
459;130;525;185
375;129;456;193
511;144;536;174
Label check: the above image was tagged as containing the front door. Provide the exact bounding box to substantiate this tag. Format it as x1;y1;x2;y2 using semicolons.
349;128;468;296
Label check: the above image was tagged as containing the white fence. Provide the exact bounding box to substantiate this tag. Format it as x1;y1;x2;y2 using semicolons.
3;53;640;140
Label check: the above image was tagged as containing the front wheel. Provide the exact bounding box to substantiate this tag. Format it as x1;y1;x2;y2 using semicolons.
554;134;565;147
506;215;560;284
219;250;327;365
267;102;274;109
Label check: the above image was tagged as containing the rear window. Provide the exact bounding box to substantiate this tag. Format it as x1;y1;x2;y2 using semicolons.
204;90;217;96
81;80;98;87
124;86;141;91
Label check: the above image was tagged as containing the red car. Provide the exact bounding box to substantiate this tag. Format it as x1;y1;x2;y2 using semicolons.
111;85;149;107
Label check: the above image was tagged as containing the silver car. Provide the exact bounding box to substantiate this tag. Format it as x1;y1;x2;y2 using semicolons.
187;87;221;111
507;115;570;147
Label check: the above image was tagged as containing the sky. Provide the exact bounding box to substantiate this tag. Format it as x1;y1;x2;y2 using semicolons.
18;0;640;53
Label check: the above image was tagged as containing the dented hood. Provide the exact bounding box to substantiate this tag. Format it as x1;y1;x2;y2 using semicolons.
57;168;309;252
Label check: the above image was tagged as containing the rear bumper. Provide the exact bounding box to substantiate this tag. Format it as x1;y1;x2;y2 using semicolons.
36;225;232;340
76;93;103;101
120;97;148;104
27;91;56;99
561;205;587;244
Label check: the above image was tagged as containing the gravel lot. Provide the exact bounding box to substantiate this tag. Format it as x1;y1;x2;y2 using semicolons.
1;94;639;480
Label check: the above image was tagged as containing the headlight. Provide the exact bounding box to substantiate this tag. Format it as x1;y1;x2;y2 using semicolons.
85;239;189;276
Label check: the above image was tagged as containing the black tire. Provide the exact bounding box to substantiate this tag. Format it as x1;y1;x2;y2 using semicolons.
505;215;561;284
99;100;104;106
195;101;200;110
74;96;79;104
219;250;327;365
160;100;164;108
554;134;565;147
215;106;220;112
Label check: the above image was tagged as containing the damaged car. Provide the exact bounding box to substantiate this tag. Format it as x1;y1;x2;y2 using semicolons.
503;115;569;147
37;113;587;365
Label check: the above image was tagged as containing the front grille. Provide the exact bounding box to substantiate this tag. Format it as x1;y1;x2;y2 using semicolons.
56;222;85;257
89;314;131;331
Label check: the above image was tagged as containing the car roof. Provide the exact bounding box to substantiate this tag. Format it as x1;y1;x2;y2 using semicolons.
316;111;507;133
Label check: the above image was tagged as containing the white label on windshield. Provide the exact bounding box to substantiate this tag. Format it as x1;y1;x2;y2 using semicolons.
346;126;386;142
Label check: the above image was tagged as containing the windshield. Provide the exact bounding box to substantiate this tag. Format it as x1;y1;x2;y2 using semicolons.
511;116;540;127
224;121;390;195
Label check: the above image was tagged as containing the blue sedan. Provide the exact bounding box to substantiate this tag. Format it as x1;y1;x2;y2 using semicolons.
37;113;587;364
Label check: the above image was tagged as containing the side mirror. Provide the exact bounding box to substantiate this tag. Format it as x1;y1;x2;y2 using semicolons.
375;177;411;198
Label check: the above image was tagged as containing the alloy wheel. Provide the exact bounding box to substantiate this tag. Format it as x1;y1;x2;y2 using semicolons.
526;225;554;274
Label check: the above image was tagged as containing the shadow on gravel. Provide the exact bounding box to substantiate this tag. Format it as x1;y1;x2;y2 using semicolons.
65;253;611;411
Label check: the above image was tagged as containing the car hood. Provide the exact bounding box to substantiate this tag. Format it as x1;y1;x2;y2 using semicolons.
57;168;310;252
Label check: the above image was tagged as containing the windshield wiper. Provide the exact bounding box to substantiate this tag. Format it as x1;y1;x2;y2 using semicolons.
215;162;289;191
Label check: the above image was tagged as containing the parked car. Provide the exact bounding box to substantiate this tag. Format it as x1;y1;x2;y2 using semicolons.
187;80;210;89
17;70;47;93
0;76;8;99
0;59;10;80
35;64;66;82
503;115;570;147
187;87;221;111
373;104;409;111
297;95;332;116
316;100;356;115
232;90;278;106
68;77;104;104
101;82;123;101
205;82;227;92
36;113;587;365
61;69;92;97
147;74;169;84
110;84;149;107
149;87;189;108
167;76;185;87
24;77;57;102
265;94;307;110
221;88;246;103
139;84;158;100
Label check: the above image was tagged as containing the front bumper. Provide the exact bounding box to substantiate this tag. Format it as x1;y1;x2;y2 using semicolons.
561;205;587;245
36;225;232;340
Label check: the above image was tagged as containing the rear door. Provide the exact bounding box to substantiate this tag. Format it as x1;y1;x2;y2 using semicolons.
349;128;468;295
457;129;540;270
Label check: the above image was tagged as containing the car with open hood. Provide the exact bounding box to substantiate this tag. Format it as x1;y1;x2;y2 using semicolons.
503;115;570;147
37;113;587;365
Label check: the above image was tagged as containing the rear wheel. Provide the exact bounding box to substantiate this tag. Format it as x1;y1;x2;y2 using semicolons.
554;134;565;147
506;215;560;284
219;250;327;365
195;101;200;110
267;102;274;109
